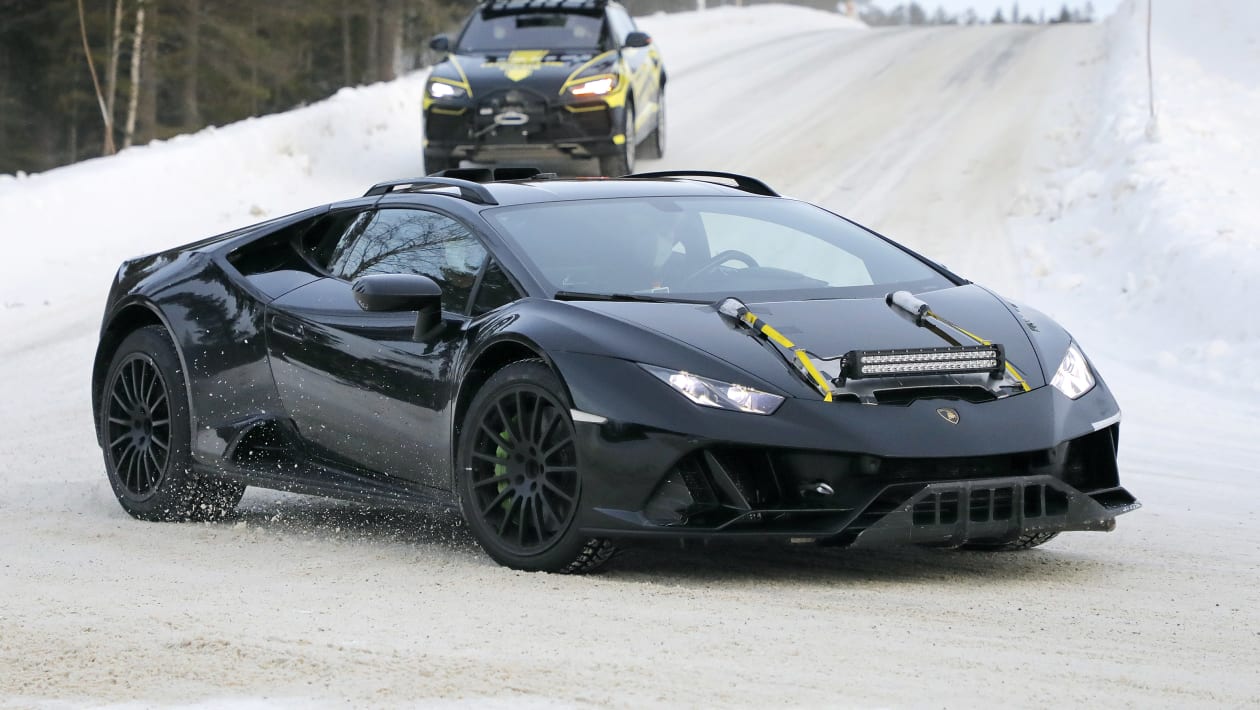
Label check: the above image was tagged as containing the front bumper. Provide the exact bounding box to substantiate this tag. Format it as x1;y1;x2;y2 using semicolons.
424;87;624;162
573;424;1138;547
554;352;1139;547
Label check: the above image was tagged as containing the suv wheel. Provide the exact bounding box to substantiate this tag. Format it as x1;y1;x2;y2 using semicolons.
599;102;636;176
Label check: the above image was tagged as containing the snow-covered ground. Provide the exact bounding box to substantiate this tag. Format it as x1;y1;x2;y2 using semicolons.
2;2;1258;706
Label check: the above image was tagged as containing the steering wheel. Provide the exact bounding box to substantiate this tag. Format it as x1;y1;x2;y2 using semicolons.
680;249;760;284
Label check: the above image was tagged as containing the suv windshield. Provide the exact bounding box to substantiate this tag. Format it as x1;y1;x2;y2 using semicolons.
458;12;607;53
486;196;953;301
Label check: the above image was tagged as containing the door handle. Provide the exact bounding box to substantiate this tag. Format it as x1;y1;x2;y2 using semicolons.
271;314;305;340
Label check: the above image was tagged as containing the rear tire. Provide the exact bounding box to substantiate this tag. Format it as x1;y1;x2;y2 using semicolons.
456;360;616;573
961;531;1059;551
598;102;636;177
99;325;244;522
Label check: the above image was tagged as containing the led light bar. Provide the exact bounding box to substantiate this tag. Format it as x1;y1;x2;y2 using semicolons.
843;345;1005;380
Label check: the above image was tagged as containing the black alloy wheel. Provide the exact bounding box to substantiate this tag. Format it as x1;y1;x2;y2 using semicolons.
599;101;636;176
105;353;171;498
640;93;665;160
458;361;615;573
100;325;245;521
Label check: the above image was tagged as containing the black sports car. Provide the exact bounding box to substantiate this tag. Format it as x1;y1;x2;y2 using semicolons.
92;169;1138;573
423;0;665;176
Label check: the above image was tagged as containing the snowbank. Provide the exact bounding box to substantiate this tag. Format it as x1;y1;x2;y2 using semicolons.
1013;0;1260;395
0;4;859;314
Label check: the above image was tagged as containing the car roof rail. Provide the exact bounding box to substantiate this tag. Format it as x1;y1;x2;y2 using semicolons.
363;177;499;205
428;167;557;183
623;170;779;197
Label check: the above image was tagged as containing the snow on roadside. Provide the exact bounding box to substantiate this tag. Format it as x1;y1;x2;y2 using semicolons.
1012;0;1260;397
0;74;430;313
0;4;859;316
638;3;866;70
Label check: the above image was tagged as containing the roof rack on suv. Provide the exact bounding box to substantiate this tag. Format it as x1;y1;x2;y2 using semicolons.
363;177;499;205
484;0;607;16
428;167;557;183
624;171;779;197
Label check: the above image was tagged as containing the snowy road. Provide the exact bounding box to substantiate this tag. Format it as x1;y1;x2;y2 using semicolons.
2;5;1259;707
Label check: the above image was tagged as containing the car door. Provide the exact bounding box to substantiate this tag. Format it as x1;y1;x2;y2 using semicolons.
608;4;662;129
265;205;490;489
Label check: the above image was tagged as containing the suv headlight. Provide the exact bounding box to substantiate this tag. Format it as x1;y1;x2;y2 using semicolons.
568;74;618;97
428;80;466;99
642;365;784;415
1050;343;1095;399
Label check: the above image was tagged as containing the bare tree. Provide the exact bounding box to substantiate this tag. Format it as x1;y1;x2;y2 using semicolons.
182;0;201;130
381;0;404;81
341;2;354;87
105;0;125;136
138;0;159;143
365;0;380;83
123;0;146;149
77;0;116;155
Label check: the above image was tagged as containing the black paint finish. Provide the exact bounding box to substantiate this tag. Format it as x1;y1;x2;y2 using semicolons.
92;174;1137;550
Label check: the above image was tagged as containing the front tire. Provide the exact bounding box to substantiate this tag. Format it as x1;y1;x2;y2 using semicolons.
99;325;244;521
639;93;665;160
598;102;636;177
961;531;1059;551
456;360;616;573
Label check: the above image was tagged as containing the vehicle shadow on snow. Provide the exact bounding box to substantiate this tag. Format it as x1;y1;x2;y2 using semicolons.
222;494;1104;585
602;538;1109;586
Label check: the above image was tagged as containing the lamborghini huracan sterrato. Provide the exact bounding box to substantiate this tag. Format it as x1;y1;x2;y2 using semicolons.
92;169;1139;573
422;0;664;176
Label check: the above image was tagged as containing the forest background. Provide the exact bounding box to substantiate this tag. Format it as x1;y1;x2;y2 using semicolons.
0;0;1096;175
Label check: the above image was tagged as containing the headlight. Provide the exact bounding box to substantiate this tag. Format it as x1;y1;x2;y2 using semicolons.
568;75;617;97
641;365;784;415
428;81;466;99
1050;343;1095;399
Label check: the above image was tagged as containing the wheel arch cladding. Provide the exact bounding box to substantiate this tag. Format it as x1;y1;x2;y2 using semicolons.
93;303;167;444
451;338;565;485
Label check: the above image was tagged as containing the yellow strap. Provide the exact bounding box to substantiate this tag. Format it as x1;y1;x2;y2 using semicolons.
741;307;833;400
759;323;796;350
795;349;834;401
1004;362;1031;392
928;311;1031;392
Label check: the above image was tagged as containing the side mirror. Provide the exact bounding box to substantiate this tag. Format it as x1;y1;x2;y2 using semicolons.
352;274;443;340
429;35;451;53
624;31;651;48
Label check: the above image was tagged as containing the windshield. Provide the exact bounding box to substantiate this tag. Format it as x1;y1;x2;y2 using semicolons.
486;196;954;301
457;12;607;53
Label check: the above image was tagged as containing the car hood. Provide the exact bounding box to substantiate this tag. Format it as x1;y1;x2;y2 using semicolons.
442;50;614;96
565;285;1047;396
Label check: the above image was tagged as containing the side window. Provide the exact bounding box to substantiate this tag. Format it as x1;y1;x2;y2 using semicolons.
472;259;522;315
301;209;372;271
328;208;488;315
